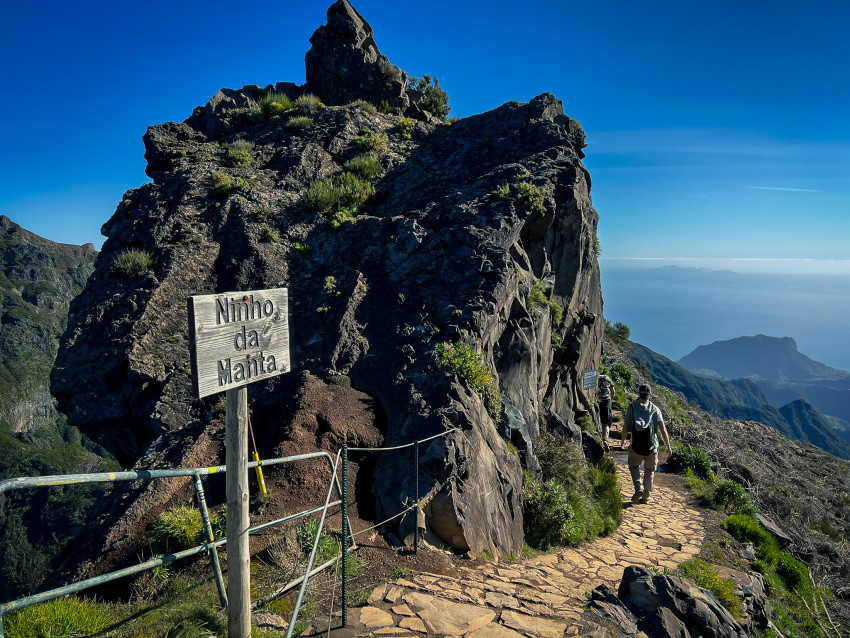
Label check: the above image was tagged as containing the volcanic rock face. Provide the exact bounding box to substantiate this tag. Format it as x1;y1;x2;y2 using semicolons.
52;1;602;561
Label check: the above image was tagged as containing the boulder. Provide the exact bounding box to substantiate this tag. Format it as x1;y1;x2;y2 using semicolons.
615;565;748;638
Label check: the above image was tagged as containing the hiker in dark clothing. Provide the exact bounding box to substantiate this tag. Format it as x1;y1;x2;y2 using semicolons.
621;383;671;504
597;373;613;450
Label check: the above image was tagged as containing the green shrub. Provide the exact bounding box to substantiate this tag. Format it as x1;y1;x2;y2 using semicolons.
604;320;631;347
589;459;623;532
435;342;502;422
533;435;621;538
304;172;375;214
678;559;744;618
212;171;246;195
408;74;451;120
493;183;511;200
683;468;716;504
296;516;338;563
294;94;325;114
536;434;587;489
260;91;294;117
775;552;809;592
337;553;366;579
327;207;355;229
378;100;394;114
593;234;601;257
331;171;374;208
528;279;563;325
286;116;313;131
264;228;280;243
111;248;155;278
152;505;207;552
523;477;582;549
354;129;389;153
669;444;712;480
343;154;381;179
392;567;412;580
712;479;756;515
515;182;548;216
350;99;377;115
577;415;594;431
722;513;781;564
608;363;632;388
397;117;415;139
4;596;111;638
523;459;620;551
226;139;254;167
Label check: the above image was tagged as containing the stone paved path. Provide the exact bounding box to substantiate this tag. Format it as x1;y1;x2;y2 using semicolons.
340;452;707;637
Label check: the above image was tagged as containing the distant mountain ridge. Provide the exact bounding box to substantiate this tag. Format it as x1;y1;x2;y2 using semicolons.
627;341;850;460
677;334;849;382
677;335;850;442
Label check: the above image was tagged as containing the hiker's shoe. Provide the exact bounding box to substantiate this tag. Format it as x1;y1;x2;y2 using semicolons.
641;492;652;503
631;491;643;503
603;440;611;452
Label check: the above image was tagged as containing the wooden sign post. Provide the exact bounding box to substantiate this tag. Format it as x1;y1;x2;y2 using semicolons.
189;288;290;638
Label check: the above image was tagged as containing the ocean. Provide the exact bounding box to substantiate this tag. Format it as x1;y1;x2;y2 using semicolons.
599;260;850;373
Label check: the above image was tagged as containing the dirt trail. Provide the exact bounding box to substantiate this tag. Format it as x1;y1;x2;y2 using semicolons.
332;450;708;637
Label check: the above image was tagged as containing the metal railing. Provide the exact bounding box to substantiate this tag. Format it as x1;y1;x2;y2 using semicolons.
337;427;460;626
0;451;346;638
0;427;463;636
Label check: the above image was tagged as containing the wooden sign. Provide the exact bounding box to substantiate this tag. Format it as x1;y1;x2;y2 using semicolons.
188;288;290;398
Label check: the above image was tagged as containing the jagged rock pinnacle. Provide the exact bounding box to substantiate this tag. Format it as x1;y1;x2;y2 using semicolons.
305;0;410;110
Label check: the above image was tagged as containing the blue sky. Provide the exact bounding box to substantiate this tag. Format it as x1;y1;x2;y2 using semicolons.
1;0;848;266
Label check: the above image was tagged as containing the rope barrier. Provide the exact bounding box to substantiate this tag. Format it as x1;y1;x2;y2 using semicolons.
347;427;460;452
350;503;419;539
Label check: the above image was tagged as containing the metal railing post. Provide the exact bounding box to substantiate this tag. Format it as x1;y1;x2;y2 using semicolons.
193;475;227;607
286;450;341;638
342;443;349;627
414;440;420;554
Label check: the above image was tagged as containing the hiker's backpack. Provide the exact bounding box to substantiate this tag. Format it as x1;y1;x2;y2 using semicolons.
629;402;657;455
631;423;654;455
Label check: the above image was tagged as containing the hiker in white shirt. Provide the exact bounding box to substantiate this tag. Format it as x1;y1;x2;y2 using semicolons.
621;383;671;504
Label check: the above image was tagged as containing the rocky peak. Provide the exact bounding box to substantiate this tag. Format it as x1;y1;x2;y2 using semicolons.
305;0;409;111
52;1;601;571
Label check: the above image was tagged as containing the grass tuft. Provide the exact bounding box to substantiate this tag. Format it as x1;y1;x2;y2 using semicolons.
111;249;155;278
226;139;254;167
354;129;389;153
435;341;502;422
677;558;744;618
286;116;313;131
260;91;294;117
343;155;381;179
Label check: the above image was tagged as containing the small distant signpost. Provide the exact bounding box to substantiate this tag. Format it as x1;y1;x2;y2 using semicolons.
583;369;598;391
189;288;290;638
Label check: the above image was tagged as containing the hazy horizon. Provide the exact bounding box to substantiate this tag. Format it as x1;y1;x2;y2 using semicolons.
601;257;850;276
601;261;850;373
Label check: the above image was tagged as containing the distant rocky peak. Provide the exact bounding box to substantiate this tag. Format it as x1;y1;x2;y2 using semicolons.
305;0;409;111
